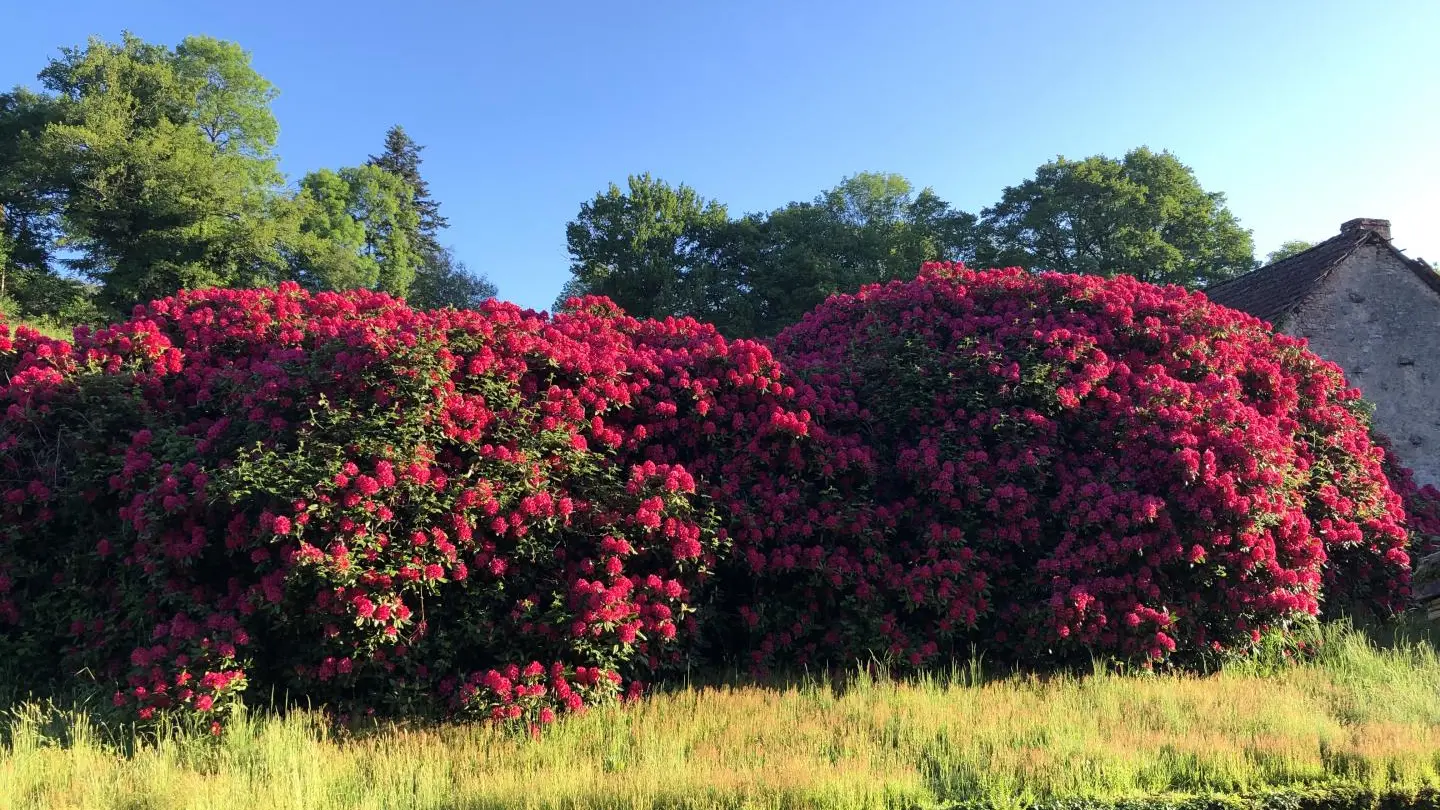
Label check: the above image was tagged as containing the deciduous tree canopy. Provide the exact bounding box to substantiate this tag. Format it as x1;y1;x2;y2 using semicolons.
976;147;1255;288
1265;240;1314;265
560;172;975;336
560;153;1255;336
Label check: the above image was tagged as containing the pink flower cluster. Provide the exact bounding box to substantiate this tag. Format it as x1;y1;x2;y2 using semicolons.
1378;436;1440;558
0;264;1432;727
442;660;627;732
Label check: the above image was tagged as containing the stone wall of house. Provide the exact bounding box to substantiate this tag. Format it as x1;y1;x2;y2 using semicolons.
1281;243;1440;487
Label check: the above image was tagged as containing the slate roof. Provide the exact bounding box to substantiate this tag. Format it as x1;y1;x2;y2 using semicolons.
1204;226;1440;324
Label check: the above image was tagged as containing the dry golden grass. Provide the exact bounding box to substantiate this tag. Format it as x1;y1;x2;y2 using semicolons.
2;622;1438;809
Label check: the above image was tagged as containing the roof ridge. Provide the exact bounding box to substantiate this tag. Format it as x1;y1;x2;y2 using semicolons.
1206;230;1362;295
1396;248;1440;298
1204;230;1376;324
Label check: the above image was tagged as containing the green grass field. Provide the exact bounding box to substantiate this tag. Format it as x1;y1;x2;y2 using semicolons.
2;621;1439;810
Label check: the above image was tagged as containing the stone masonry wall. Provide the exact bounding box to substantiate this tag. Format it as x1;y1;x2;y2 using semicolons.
1280;244;1440;487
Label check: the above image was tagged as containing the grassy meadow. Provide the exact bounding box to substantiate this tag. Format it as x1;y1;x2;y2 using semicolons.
2;621;1439;810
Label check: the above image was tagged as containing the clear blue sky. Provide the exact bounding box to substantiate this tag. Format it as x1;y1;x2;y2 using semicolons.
3;0;1437;311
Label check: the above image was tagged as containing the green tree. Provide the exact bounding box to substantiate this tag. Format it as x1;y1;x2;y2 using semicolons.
719;173;976;335
560;173;730;319
559;171;976;335
977;147;1254;288
368;126;445;254
0;86;80;319
1265;240;1314;265
365;125;495;309
406;248;497;310
28;33;290;313
172;36;280;162
289;169;376;291
294;165;420;296
818;173;975;274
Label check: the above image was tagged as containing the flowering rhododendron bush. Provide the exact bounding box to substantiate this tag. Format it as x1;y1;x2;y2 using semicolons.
0;286;777;725
772;263;1416;665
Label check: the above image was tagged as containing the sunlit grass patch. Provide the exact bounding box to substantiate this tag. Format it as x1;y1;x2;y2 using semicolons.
2;620;1438;809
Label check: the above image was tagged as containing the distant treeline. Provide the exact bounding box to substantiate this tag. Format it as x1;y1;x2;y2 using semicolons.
2;33;1259;336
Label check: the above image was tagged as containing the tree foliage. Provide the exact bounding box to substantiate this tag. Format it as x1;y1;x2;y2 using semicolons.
28;33;291;313
366;125;496;309
368;125;446;255
728;173;975;335
561;172;974;335
0;87;77;320
976;147;1254;288
1265;240;1314;265
171;36;280;161
561;173;729;321
405;247;497;310
560;153;1255;335
295;165;420;296
0;34;495;324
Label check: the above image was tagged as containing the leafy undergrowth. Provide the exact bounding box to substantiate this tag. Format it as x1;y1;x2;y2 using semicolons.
3;621;1438;810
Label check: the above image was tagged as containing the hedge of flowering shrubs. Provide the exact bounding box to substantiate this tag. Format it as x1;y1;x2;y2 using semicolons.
0;265;1435;726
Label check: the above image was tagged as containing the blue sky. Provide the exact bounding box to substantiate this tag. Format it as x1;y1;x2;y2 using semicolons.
3;1;1437;311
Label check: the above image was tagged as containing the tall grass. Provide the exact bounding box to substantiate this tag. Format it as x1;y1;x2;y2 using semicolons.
2;316;73;341
2;621;1438;810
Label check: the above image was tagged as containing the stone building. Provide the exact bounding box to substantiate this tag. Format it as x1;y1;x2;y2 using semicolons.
1205;218;1440;487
